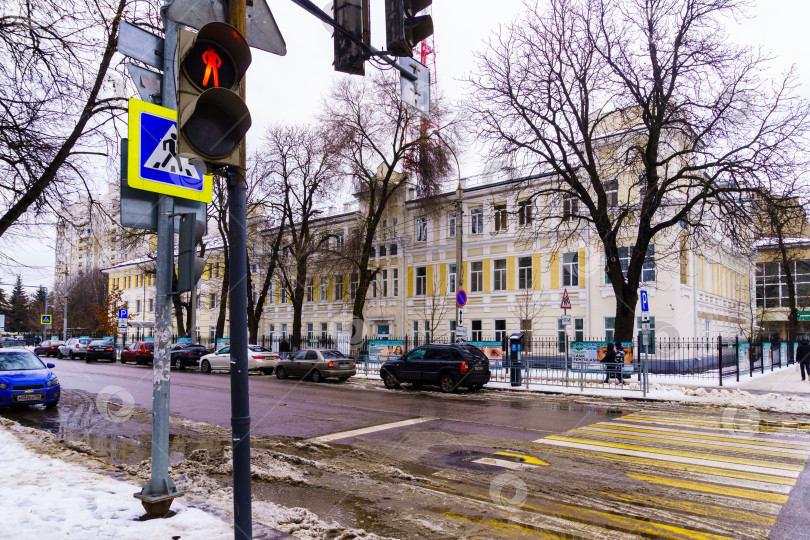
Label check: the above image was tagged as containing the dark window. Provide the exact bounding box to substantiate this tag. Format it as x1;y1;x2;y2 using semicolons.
405;348;427;360
305;351;318;360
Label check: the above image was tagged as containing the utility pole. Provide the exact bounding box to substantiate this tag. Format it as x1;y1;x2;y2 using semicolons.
227;2;253;538
133;0;183;516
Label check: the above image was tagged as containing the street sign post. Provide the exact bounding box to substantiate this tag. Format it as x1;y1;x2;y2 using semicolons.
118;21;165;69
560;315;572;326
127;98;213;202
640;289;649;312
455;325;467;344
117;319;128;332
456;289;467;308
118;308;128;319
40;315;52;325
399;57;430;115
560;288;572;310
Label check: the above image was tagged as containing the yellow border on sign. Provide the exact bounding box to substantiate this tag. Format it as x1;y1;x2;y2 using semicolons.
127;98;213;203
40;315;51;324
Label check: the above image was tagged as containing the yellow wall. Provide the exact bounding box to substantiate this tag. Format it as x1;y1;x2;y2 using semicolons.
426;265;434;296
578;248;586;288
483;258;491;293
439;263;447;295
550;251;559;289
506;257;515;291
533;254;542;290
407;267;413;297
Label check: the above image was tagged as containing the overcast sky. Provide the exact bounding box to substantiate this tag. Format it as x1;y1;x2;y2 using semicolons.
4;0;809;294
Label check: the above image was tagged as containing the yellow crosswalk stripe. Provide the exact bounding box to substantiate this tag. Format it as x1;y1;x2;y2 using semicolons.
494;452;549;466
545;435;804;472
604;492;779;527
622;415;788;432
595;422;810;451
625;472;789;504
570;427;809;460
630;412;810;431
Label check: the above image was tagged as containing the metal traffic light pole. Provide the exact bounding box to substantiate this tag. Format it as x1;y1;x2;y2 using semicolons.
133;0;183;516
227;1;253;538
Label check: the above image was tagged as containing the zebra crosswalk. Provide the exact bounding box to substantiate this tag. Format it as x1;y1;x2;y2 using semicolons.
531;410;810;539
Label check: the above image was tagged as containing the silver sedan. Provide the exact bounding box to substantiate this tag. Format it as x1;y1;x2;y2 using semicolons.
274;349;355;382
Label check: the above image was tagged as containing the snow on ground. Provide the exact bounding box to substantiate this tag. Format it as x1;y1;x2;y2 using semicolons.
0;425;233;540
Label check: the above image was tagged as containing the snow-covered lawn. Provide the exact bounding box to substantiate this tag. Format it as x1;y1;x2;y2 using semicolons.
0;426;233;539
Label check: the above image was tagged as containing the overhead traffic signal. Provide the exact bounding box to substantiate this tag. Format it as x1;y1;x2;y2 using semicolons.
333;0;368;75
177;22;252;168
385;0;433;57
177;213;206;293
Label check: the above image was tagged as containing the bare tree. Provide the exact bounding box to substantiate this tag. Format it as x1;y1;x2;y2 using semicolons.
468;0;810;340
320;72;457;344
0;0;152;240
413;270;451;340
257;124;337;346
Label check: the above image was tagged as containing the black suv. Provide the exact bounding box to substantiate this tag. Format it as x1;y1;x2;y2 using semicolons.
380;344;491;393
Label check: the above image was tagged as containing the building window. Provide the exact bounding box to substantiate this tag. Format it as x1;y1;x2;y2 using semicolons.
371;276;378;298
382;269;388;296
390;243;397;255
518;199;532;227
307;323;314;340
210;293;218;309
494;319;507;344
493;259;507;291
606;245;655;285
379;245;387;257
334;276;344;301
350;273;358;299
518;256;532;289
306;278;314;302
448;263;457;294
558;318;567;353
149;298;154;312
562;252;579;287
392;217;398;238
335;232;344;248
470;207;483;235
136;299;141;313
382;219;388;240
470;261;483;292
756;260;810;308
448;211;456;238
416;217;428;242
416;267;427;296
393;268;399;297
209;326;216;342
281;282;289;303
493;204;507;232
605;178;619;206
321;323;328;340
319;277;327;302
574;318;584;342
335;322;343;334
370;246;376;258
562;193;579;221
471;320;482;341
281;323;288;338
605;317;615;342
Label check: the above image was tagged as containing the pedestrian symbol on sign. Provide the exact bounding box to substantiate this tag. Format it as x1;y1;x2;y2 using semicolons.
144;125;197;178
560;288;572;310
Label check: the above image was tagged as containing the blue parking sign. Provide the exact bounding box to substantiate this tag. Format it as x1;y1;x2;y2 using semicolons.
640;290;649;312
118;308;128;319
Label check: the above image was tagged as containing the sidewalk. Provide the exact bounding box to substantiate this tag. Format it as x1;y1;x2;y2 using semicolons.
737;362;810;394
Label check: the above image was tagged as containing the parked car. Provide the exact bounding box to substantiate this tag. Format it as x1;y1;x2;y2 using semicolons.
57;337;93;359
33;340;64;357
120;341;154;365
0;348;60;408
85;339;116;362
274;349;355;382
199;345;278;374
380;344;491;393
169;343;208;370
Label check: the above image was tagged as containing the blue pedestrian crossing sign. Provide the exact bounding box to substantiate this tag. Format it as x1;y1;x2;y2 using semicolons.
640;290;649;312
127;99;212;202
40;315;52;325
118;308;128;319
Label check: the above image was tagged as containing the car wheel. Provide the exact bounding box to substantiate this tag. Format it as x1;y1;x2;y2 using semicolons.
382;370;400;389
201;359;211;373
45;401;59;409
275;366;288;379
172;356;183;370
440;374;457;393
69;351;75;360
310;369;323;383
57;351;63;359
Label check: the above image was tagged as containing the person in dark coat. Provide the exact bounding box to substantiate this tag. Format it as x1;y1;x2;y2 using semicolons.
279;337;291;356
601;342;618;383
796;339;810;381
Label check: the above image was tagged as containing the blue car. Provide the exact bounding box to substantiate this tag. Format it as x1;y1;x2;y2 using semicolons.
0;349;60;408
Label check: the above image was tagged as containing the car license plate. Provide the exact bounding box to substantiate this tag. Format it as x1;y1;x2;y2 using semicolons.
474;365;484;371
339;362;349;368
15;393;43;402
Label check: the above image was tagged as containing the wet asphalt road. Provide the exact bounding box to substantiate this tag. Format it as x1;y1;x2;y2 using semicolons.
7;358;810;539
42;358;622;439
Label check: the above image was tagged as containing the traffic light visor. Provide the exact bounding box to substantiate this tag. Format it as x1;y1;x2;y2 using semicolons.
178;87;252;160
181;22;252;92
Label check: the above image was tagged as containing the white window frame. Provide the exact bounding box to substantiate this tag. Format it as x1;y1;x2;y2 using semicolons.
470;207;483;235
416;217;428;242
416;266;427;296
493;259;507;291
562;252;579;287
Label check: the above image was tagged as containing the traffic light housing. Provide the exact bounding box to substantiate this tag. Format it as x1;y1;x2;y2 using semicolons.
385;0;433;57
177;22;252;168
333;0;367;75
178;213;206;293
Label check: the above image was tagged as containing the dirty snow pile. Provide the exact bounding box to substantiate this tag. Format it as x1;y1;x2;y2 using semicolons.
0;425;232;540
645;384;810;414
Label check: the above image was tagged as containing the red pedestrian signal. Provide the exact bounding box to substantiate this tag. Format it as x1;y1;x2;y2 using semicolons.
201;47;221;87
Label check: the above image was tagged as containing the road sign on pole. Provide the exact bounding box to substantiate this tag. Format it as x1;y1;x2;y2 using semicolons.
117;319;128;332
118;308;129;319
560;315;572;326
640;290;649;312
40;315;52;325
399;57;430;115
560;288;572;310
127;99;213;202
456;289;467;308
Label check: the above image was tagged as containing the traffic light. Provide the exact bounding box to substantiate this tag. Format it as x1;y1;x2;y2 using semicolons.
385;0;433;57
178;213;205;293
333;0;367;75
177;22;252;168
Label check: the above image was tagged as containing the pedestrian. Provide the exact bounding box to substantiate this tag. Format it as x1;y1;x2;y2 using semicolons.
796;339;810;381
601;342;618;383
615;341;626;383
279;337;290;358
